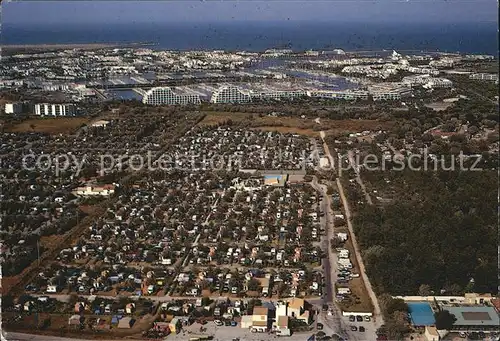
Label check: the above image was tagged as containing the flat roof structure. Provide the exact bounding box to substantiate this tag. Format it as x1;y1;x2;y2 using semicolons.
264;174;288;187
408;302;436;326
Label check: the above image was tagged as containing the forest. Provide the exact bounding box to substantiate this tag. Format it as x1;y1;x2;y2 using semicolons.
353;169;497;296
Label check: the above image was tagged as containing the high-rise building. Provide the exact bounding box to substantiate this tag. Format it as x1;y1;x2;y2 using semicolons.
142;87;201;105
210;85;252;104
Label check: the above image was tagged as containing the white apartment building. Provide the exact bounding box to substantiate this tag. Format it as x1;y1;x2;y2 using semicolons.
34;103;76;116
426;78;453;88
142;87;201;105
308;90;369;101
469;73;498;81
210;85;252;104
253;90;306;101
403;75;453;88
372;92;403;101
5;102;23;114
0;79;24;88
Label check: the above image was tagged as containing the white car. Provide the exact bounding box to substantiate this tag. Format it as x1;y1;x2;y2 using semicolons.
214;320;223;326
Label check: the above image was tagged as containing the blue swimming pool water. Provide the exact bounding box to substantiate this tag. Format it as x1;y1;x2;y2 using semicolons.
407;302;436;326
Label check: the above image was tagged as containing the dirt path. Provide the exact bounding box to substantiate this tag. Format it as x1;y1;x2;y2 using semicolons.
347;150;373;205
336;177;383;330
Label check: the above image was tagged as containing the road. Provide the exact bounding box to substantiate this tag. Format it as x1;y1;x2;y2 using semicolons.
336;177;383;332
386;142;404;161
312;176;362;341
347;150;373;205
319;131;335;172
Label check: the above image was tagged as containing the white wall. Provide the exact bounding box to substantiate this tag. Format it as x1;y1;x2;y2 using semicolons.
342;311;373;317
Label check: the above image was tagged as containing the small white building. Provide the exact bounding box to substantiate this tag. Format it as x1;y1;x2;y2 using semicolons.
240;315;254;329
73;185;115;197
46;285;58;293
35;103;76;116
5;102;23;114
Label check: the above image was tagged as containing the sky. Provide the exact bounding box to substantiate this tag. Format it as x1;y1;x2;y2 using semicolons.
2;0;498;25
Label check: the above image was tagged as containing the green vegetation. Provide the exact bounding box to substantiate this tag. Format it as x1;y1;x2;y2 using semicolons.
354;170;497;295
434;310;457;330
377;294;410;340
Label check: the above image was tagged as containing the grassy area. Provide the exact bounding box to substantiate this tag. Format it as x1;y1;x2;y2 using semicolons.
198;112;392;137
3;310;156;339
251;126;320;137
5;117;89;135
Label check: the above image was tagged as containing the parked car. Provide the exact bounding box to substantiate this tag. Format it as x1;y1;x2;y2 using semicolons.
317;323;324;330
214;320;223;326
350;325;357;331
349;315;356;322
356;315;363;322
231;321;237;327
364;316;371;322
359;326;365;332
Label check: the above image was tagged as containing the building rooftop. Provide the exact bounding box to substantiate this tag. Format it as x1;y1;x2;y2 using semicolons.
277;315;289;328
253;306;269;316
287;297;305;310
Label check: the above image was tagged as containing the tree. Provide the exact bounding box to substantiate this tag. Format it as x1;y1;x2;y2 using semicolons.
386;316;410;340
247;278;260;292
2;294;14;309
468;125;479;135
379;294;408;319
418;284;432;296
434;310;457;330
68;293;79;306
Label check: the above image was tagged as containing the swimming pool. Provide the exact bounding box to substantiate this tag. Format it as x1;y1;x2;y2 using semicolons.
407;302;436;326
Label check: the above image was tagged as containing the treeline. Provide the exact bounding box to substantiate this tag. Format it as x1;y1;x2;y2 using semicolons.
353;170;497;295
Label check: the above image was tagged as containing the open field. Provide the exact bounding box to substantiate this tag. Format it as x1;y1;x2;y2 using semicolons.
5;117;90;134
425;101;454;111
197;111;256;126
3;312;153;340
198;112;393;136
252;125;320;136
40;235;65;250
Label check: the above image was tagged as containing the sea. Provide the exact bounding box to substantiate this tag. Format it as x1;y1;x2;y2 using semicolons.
2;21;498;55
